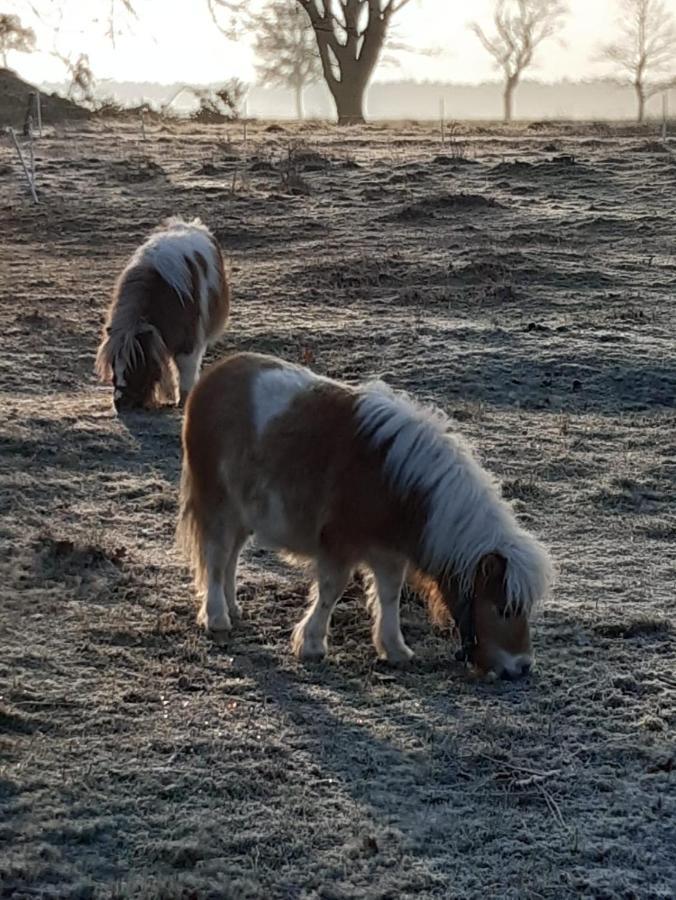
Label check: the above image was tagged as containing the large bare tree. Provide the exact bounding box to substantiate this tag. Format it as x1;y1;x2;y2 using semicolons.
253;1;321;119
298;0;414;124
0;13;36;68
471;0;567;123
602;0;676;123
212;0;414;124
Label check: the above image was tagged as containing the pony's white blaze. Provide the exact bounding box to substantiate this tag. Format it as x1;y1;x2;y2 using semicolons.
251;364;318;437
357;382;553;615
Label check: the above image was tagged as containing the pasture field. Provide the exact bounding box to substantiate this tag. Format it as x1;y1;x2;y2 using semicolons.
0;119;675;899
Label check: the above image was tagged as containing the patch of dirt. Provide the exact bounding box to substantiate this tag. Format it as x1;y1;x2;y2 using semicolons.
0;119;674;899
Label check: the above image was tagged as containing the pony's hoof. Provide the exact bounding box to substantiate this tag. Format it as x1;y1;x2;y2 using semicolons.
227;601;243;622
197;606;232;637
291;625;327;661
381;644;414;666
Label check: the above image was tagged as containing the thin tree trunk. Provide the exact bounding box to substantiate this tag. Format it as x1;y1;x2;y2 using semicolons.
635;82;646;123
295;83;304;121
503;79;516;124
2;51;7;69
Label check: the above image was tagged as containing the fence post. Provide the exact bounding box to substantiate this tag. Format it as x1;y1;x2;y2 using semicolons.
8;128;38;202
36;91;42;136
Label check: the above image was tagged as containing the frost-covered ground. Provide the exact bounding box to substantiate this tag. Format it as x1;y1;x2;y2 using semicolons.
1;120;674;898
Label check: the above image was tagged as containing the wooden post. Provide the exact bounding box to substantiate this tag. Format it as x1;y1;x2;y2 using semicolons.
662;92;668;141
8;128;38;202
440;98;445;147
36;91;42;136
27;126;36;184
23;93;34;137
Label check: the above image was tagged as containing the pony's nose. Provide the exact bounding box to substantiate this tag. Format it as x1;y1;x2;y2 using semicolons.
500;659;532;680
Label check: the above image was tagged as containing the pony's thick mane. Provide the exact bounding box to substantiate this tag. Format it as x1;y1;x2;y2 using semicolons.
356;384;553;614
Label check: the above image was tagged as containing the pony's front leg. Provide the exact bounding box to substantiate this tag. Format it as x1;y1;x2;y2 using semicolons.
175;347;205;406
291;557;352;660
368;554;413;664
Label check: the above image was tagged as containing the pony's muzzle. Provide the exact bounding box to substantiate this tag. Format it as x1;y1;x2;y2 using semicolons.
500;657;533;680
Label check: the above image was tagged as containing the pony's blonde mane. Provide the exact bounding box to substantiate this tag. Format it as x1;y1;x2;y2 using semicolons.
356;384;553;614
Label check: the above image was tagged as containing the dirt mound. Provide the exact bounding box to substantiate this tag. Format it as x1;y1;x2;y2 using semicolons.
108;156;166;183
393;192;503;222
0;67;89;128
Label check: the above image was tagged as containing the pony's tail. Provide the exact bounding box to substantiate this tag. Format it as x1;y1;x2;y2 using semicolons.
176;450;208;595
94;328;114;383
144;325;176;404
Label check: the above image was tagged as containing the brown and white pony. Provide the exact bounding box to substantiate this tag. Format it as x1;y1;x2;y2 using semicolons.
178;352;553;680
95;217;230;412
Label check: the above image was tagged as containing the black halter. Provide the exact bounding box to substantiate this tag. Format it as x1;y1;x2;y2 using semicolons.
454;589;477;663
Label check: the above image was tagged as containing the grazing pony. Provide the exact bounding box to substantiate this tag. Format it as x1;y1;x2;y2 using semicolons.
95;217;230;412
178;352;553;680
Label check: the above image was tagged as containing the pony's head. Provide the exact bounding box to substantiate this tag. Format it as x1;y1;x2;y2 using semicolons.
420;552;537;681
457;553;533;681
96;324;168;413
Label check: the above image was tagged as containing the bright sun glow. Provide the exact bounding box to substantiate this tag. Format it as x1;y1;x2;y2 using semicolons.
7;0;676;86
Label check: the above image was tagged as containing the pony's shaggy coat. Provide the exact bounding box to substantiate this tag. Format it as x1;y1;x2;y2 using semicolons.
96;217;230;409
178;352;553;677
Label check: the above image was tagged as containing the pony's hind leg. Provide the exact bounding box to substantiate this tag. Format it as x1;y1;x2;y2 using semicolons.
223;526;249;622
197;535;231;636
367;553;413;664
195;501;245;638
175;346;205;406
291;556;352;661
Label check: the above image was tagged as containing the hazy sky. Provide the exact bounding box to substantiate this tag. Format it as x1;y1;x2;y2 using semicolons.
9;0;676;87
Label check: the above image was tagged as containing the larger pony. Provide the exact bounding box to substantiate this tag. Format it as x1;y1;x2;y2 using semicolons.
178;352;553;679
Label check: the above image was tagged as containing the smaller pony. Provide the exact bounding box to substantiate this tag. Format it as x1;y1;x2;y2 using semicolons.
95;217;230;412
178;352;554;680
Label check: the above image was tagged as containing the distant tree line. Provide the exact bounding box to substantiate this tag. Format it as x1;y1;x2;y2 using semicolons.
4;0;676;125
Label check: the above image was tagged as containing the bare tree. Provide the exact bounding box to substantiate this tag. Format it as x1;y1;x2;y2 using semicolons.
211;0;414;125
602;0;676;123
298;0;414;124
471;0;567;124
52;50;96;103
0;13;36;68
253;1;321;119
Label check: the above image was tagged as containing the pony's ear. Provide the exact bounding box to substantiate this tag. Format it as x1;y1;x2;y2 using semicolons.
480;553;506;580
